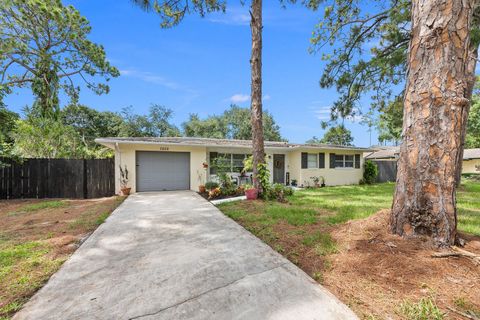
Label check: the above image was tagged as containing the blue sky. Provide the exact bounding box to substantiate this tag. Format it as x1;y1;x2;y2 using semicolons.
4;0;381;147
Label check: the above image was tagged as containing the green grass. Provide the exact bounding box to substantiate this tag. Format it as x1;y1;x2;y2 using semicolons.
457;182;480;235
221;202;317;227
219;181;480;236
399;297;444;320
95;211;110;225
0;196;126;319
69;209;112;230
289;183;395;225
0;242;47;271
218;182;480;319
10;200;67;216
291;181;479;235
0;241;65;319
301;231;338;255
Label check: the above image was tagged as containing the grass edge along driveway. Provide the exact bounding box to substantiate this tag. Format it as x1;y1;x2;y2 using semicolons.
0;196;125;320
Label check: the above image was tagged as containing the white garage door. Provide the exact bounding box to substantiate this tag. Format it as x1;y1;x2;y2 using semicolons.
136;151;190;191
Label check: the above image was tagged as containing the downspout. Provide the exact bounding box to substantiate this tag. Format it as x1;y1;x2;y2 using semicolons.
115;142;121;166
115;142;121;194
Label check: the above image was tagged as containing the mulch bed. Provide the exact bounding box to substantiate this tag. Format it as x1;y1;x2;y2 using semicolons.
324;210;480;319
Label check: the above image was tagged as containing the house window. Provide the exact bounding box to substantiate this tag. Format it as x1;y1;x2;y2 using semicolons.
210;152;248;174
307;154;318;169
335;154;355;168
232;154;247;173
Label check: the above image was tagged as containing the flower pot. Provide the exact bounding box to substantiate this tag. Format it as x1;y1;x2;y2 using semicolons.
121;187;131;196
245;188;258;200
199;185;206;193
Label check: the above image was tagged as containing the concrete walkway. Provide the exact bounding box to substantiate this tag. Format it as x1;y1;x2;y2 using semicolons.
14;191;357;320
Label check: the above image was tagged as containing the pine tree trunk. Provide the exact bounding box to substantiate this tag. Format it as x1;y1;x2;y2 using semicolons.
455;43;478;186
391;0;476;246
250;0;265;192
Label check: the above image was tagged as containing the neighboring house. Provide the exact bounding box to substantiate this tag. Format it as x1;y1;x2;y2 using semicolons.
95;137;371;193
463;148;480;173
365;147;480;174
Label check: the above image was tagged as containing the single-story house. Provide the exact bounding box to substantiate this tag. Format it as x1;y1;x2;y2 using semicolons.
95;137;372;194
365;146;480;174
463;148;480;173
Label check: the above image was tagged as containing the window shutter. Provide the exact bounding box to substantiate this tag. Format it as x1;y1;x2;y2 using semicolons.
301;153;308;169
355;154;361;169
319;153;325;168
329;153;336;168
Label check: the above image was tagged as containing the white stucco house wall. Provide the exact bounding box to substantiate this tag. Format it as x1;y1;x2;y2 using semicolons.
95;137;372;194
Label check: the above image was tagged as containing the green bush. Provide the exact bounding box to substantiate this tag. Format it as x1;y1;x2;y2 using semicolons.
266;183;294;202
462;173;480;182
221;185;237;196
205;181;219;190
363;160;378;184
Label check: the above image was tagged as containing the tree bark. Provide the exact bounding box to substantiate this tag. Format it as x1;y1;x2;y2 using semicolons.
455;7;479;186
250;0;265;192
391;0;476;246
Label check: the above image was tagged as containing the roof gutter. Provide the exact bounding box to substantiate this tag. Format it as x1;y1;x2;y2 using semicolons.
94;138;373;152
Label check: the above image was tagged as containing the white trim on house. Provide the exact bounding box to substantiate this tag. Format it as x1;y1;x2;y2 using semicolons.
95;137;372;193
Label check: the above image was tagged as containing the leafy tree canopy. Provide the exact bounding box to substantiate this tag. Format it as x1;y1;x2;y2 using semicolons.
376;97;403;145
61;104;124;149
311;0;480;124
119;104;181;137
466;96;480;148
0;105;19;144
181;105;284;141
182;113;228;139
12;117;89;158
308;125;353;146
0;0;119;118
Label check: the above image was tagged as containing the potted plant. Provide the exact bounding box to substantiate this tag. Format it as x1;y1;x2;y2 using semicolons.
119;165;131;195
291;179;297;187
310;176;320;188
244;184;258;200
199;184;206;193
320;176;326;188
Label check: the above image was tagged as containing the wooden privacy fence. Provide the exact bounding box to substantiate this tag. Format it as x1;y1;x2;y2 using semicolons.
0;158;115;199
372;160;397;183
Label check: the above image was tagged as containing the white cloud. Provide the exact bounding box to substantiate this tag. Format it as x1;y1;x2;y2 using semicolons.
120;69;180;90
209;8;250;26
312;106;332;120
229;94;250;103
311;104;363;122
227;93;271;104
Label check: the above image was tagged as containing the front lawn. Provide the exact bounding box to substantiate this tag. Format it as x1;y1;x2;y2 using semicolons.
0;196;125;319
218;181;480;319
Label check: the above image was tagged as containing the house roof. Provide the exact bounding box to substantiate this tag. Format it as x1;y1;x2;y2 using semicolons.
95;137;372;152
464;148;480;160
365;146;400;159
366;146;480;160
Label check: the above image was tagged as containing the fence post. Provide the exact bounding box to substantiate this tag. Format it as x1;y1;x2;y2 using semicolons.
83;159;88;199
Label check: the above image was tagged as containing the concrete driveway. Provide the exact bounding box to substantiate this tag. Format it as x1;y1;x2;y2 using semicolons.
14;191;357;320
